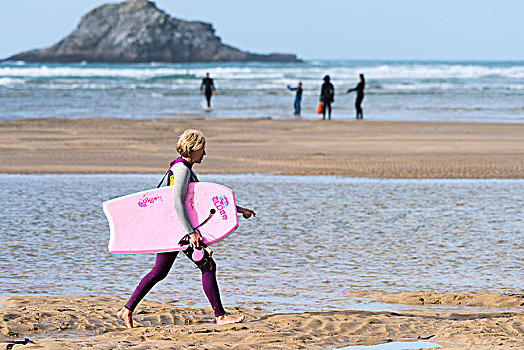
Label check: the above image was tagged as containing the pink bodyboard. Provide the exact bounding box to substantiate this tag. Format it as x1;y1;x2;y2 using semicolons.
103;182;238;254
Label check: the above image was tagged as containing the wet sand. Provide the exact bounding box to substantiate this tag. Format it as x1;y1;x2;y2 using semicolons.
0;118;523;178
0;293;522;349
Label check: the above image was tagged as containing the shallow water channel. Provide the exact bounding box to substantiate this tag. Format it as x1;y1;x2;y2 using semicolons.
1;174;522;313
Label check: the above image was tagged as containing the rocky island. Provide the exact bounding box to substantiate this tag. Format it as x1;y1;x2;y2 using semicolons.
6;0;301;63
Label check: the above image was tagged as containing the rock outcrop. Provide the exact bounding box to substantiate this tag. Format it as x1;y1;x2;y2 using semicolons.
7;0;301;63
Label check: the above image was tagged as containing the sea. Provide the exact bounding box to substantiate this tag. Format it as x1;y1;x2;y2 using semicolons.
1;60;524;122
1;174;522;313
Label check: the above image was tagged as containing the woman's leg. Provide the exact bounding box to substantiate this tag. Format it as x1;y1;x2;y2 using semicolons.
118;252;178;327
356;96;364;119
195;256;244;324
125;252;178;311
196;257;226;317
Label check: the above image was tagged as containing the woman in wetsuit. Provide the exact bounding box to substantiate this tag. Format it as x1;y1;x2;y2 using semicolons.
347;74;365;119
117;129;256;328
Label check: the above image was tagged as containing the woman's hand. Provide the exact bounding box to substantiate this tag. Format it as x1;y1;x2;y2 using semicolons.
237;206;256;219
188;232;202;249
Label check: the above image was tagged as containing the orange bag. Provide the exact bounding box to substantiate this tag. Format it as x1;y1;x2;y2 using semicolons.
315;102;323;114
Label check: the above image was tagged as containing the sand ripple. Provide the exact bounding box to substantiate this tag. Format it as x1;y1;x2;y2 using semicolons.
1;294;523;349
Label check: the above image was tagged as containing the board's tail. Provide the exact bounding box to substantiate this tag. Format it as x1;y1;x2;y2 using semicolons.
102;201;116;253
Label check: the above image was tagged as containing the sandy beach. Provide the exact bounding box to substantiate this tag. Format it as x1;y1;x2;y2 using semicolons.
0;118;523;178
1;117;523;349
1;293;523;349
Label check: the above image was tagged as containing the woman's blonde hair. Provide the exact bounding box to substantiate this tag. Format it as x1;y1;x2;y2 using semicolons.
176;129;206;158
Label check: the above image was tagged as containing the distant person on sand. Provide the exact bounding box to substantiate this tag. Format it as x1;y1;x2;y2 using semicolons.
287;82;303;116
200;73;216;110
117;129;256;329
320;75;335;120
347;74;365;119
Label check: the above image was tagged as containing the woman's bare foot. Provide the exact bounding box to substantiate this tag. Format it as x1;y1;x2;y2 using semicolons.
117;307;134;328
216;314;245;325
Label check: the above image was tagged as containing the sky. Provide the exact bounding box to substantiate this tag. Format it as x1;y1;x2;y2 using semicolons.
1;0;523;61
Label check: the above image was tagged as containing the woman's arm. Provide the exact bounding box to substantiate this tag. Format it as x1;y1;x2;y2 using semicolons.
171;163;201;248
236;205;256;219
347;82;362;93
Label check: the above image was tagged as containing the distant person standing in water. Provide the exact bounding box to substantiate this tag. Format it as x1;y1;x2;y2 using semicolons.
347;74;365;119
320;75;335;120
287;82;303;116
200;73;216;110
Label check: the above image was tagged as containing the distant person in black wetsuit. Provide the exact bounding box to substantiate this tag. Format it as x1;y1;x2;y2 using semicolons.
200;73;216;110
347;74;365;119
287;82;303;116
320;75;335;120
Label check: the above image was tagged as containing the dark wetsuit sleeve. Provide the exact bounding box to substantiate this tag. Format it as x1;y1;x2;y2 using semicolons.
348;82;364;94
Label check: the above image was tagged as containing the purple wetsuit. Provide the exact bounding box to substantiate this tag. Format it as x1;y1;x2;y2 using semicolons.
124;158;226;317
